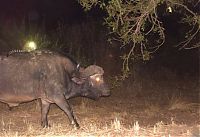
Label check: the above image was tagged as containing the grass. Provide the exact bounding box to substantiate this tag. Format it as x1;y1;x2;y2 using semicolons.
144;103;161;117
0;117;198;137
0;87;199;137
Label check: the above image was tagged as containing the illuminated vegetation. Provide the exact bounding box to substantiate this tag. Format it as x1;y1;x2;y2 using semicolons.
79;0;200;75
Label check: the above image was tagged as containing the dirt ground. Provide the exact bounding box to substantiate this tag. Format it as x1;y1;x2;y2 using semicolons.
0;67;199;136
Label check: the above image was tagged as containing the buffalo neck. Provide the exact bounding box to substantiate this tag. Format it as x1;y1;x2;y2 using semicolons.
64;81;88;100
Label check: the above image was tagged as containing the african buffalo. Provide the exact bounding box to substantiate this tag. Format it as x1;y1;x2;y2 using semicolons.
0;50;110;128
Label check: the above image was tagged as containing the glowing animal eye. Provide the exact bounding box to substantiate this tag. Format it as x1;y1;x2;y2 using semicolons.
95;77;100;82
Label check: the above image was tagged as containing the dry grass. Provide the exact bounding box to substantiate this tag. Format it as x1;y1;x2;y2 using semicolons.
0;117;198;137
0;97;199;137
144;103;161;117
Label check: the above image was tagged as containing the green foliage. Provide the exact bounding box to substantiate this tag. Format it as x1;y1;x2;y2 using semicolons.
78;0;98;11
79;0;200;74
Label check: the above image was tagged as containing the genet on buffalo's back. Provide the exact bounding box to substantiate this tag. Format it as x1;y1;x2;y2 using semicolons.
0;50;110;128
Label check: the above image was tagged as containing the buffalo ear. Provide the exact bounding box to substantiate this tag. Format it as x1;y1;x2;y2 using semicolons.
71;77;85;85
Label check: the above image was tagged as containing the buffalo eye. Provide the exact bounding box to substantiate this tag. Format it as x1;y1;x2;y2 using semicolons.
95;77;100;82
90;74;103;84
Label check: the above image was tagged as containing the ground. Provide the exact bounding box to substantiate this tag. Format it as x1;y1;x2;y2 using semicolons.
0;65;199;137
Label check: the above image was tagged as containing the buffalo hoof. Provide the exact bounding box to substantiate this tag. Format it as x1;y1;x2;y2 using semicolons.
42;125;51;128
41;123;51;128
73;123;80;130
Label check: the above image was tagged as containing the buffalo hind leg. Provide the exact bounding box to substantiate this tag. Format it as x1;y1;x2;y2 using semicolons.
41;99;50;128
54;96;79;128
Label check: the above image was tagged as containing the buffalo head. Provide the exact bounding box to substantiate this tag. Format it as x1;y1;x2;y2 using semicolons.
72;65;110;100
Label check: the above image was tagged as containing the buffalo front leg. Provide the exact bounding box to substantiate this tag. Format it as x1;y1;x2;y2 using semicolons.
41;99;50;128
54;96;79;128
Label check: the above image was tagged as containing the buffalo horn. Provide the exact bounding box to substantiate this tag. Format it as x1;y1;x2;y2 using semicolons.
81;65;104;77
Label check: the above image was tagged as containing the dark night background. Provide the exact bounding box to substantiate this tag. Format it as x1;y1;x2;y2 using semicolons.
0;0;104;32
0;0;199;136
